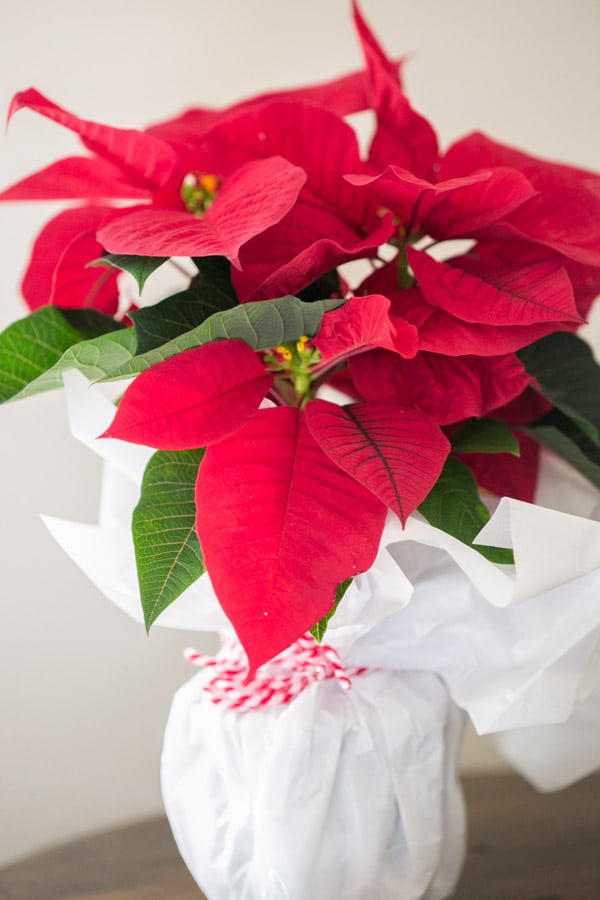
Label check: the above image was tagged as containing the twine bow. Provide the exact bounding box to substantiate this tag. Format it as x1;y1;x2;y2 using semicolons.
185;634;368;711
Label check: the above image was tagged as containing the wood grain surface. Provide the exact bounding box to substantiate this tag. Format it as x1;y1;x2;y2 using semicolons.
1;774;598;899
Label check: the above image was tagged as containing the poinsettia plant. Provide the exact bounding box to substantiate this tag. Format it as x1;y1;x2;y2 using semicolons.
2;1;600;672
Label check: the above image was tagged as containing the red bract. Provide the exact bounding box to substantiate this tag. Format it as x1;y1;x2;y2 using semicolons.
489;388;553;427
97;295;431;667
346;160;592;355
191;101;372;217
357;260;575;357
0;88;179;312
439;132;600;267
0;90;308;296
97;156;306;267
458;390;550;503
312;293;418;366
102;340;273;449
144;63;386;166
406;247;581;328
464;239;600;320
3;88;176;198
458;432;540;504
346;165;537;240
349;348;532;425
21;206;119;312
304;399;450;524
182;99;396;299
234;205;394;302
195;406;386;673
351;0;438;179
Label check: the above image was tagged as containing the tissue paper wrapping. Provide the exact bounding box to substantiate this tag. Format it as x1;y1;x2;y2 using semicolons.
161;665;466;900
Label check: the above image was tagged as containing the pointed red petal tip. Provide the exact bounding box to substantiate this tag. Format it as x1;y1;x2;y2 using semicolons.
351;0;398;76
351;0;371;41
6;88;39;128
6;88;176;191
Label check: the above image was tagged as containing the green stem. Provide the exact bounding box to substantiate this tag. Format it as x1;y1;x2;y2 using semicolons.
395;242;415;290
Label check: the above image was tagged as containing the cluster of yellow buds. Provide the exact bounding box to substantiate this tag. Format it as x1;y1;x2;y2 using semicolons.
181;172;221;215
263;336;321;403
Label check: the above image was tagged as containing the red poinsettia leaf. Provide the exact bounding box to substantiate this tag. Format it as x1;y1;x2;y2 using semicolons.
145;61;388;161
457;238;600;322
489;387;553;426
97;156;306;266
350;349;531;424
460;431;540;503
52;235;121;314
21;206;119;312
195;405;386;672
141;71;387;200
395;287;567;356
357;262;570;356
0;156;153;202
256;66;378;117
305;398;449;524
8;88;176;191
352;1;438;178
439;130;600;189
345;168;432;233
347;165;536;239
145;108;220;151
196;100;375;229
234;204;394;301
423;169;538;238
440;132;600;266
314;294;417;366
102;340;272;449
407;246;582;327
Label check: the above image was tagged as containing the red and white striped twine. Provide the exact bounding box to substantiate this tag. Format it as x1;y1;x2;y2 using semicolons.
185;634;369;711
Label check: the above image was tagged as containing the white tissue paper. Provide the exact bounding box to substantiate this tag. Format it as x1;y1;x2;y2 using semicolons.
44;371;229;632
46;372;600;896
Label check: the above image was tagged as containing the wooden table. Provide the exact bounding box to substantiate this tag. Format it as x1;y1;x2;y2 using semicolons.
1;774;598;899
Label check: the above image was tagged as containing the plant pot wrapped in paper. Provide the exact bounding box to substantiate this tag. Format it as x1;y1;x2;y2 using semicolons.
162;648;465;900
2;2;600;897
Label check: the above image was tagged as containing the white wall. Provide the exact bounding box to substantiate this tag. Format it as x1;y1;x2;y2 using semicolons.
1;0;599;866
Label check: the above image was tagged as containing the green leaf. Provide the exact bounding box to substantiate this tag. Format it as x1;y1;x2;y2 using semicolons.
311;578;353;642
131;259;238;353
527;409;600;490
451;418;520;456
101;295;346;381
133;448;206;630
418;456;515;565
0;306;123;403
12;328;137;401
518;333;600;443
91;254;168;293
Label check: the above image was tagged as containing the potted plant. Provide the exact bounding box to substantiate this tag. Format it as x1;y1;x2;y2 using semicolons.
2;3;600;897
